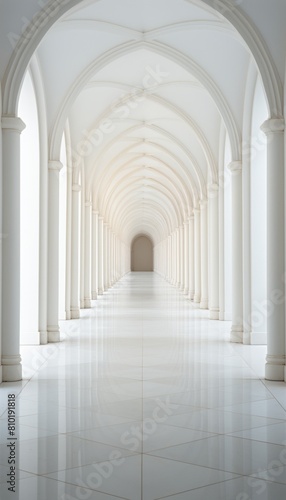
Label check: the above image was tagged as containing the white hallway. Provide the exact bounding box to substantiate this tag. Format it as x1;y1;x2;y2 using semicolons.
1;273;286;499
1;0;286;498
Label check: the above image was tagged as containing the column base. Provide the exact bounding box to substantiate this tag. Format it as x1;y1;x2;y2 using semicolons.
47;327;60;343
98;288;104;295
71;307;80;319
40;330;48;345
184;288;189;295
200;299;208;309
84;298;91;308
80;300;85;308
209;309;219;320
265;355;286;381
0;365;2;384
92;291;98;300
1;355;22;382
66;310;71;320
230;325;243;343
188;290;195;301
219;311;225;321
194;293;201;303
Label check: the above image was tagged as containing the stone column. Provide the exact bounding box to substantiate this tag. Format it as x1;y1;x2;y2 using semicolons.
228;161;243;342
104;223;108;291
176;228;180;288
219;170;225;321
170;233;174;284
179;225;184;291
47;160;63;342
98;217;104;295
209;184;219;319
184;221;189;295
70;183;81;319
261;118;285;380
84;201;92;308
92;211;99;300
38;123;48;345
194;208;201;303
1;116;25;381
168;235;171;282
188;215;195;300
65;166;72;320
80;172;85;309
200;199;208;309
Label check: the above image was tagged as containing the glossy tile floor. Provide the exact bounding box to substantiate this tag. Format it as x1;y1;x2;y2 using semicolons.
1;272;286;499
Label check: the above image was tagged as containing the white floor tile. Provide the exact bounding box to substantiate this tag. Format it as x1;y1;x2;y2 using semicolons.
0;272;283;500
0;434;136;475
159;476;286;499
148;434;286;475
164;408;284;434
0;476;125;500
229;421;286;445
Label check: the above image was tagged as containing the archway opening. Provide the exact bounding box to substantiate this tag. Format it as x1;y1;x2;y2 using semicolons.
131;235;154;272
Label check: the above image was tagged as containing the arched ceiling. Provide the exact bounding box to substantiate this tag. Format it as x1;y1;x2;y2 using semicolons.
2;0;283;245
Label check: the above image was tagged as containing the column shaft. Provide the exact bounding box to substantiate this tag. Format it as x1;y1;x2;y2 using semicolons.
47;160;62;342
188;216;195;300
261;119;285;380
92;211;99;299
209;185;219;319
65;166;72;320
194;208;201;303
98;217;104;294
184;222;189;294
1;116;25;381
70;184;80;318
84;201;92;308
179;225;184;290
200;200;208;309
219;170;225;321
228;161;243;342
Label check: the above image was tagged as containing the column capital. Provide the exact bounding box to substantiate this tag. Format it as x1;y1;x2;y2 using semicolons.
72;184;81;192
199;198;208;209
207;182;219;196
92;210;99;215
193;207;200;215
85;201;92;207
228;161;242;174
48;160;63;172
261;118;285;135
2;116;26;133
98;216;104;221
188;214;194;221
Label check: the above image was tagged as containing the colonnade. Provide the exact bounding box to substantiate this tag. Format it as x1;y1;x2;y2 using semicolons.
154;117;286;384
154;185;219;319
68;190;131;320
0;118;285;384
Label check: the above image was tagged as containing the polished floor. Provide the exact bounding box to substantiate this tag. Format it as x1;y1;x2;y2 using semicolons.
1;272;286;499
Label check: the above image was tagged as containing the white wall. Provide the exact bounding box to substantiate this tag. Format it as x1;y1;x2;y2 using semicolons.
19;71;40;344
